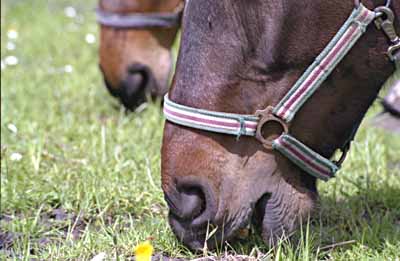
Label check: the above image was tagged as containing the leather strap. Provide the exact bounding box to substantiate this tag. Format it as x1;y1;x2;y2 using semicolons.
96;9;182;29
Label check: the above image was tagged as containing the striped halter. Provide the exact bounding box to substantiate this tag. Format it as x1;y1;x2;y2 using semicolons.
96;4;183;29
164;3;399;181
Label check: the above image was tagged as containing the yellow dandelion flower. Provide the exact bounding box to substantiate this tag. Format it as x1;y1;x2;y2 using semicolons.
134;241;153;261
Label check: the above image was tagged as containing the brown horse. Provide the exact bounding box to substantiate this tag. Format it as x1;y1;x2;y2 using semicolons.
161;0;399;249
382;79;400;116
98;0;182;110
373;77;400;132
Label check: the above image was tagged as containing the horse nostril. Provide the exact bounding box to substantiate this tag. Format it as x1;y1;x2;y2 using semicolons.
115;64;153;110
126;73;144;94
165;179;217;229
178;188;205;220
125;67;149;96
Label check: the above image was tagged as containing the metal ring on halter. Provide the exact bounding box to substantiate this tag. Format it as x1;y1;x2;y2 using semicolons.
332;143;351;168
255;106;289;150
354;0;391;8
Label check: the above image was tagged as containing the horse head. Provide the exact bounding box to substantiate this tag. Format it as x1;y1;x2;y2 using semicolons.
161;0;398;249
98;0;182;110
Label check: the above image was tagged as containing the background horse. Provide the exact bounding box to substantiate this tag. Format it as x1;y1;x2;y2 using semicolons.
98;0;182;110
383;81;400;116
373;78;400;132
161;0;399;249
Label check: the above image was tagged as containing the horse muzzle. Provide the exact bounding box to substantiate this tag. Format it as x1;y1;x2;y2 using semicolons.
101;63;160;110
163;177;223;250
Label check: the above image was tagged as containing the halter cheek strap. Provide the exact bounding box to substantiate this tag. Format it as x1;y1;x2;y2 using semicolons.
273;6;375;122
164;4;396;181
269;4;375;180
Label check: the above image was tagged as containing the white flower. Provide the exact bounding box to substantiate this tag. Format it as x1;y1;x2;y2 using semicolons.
90;252;107;261
64;65;73;73
85;33;96;44
4;56;18;66
6;42;16;51
7;123;18;134
10;153;22;161
64;6;77;18
7;29;18;40
1;61;5;70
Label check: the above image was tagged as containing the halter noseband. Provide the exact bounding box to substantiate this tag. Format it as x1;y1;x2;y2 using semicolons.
164;3;400;181
96;4;183;29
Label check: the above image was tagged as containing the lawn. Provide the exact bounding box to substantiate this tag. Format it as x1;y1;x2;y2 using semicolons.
1;0;399;260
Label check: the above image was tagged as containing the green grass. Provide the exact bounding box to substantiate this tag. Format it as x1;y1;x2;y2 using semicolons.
1;0;399;260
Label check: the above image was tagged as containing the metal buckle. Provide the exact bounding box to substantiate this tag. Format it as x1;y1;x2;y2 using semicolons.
388;43;400;62
374;6;400;61
374;7;399;42
255;106;289;150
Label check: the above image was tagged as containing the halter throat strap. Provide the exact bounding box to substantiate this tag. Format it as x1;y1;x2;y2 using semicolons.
96;8;182;29
164;4;393;181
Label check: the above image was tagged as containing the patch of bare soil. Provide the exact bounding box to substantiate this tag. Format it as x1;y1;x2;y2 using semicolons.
0;208;87;251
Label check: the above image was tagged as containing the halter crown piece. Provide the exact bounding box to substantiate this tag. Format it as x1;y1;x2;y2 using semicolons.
164;2;399;181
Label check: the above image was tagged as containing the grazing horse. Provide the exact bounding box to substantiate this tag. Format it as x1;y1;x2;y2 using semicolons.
97;0;182;110
383;79;400;116
373;78;400;132
161;0;399;249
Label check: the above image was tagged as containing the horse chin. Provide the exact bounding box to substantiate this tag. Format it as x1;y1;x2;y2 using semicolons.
168;213;208;250
168;208;252;251
253;181;317;247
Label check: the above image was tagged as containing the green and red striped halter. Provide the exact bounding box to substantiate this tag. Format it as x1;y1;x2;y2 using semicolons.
164;3;400;181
